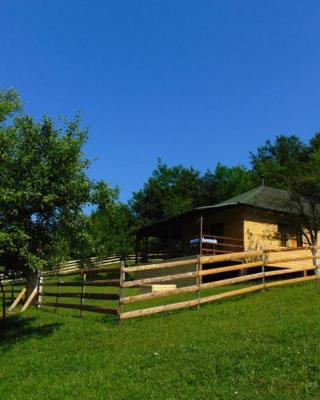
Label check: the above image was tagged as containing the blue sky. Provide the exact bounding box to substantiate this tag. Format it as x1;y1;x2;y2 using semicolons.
1;1;320;201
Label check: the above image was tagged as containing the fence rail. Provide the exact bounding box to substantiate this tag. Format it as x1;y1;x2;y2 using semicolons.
118;246;320;320
11;245;320;321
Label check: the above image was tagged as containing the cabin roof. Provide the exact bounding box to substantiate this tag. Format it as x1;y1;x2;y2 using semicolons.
135;185;294;236
197;185;291;213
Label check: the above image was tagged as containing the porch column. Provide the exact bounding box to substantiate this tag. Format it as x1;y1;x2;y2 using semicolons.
199;215;204;256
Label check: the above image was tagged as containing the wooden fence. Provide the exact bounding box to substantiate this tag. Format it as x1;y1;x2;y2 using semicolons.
15;246;320;321
36;265;121;316
118;246;319;320
0;274;27;322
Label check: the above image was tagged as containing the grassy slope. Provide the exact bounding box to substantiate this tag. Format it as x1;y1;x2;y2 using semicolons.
0;282;320;400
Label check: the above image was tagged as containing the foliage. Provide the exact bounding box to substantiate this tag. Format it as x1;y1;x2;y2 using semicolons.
0;89;114;277
250;135;308;189
200;163;257;205
0;282;319;399
86;202;134;258
129;160;257;226
250;134;320;266
129;159;204;226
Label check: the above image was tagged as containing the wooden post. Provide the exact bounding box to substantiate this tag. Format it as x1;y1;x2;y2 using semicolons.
196;256;201;310
118;261;125;323
55;272;61;313
9;287;27;311
21;287;38;312
37;274;43;309
262;250;266;290
80;271;86;317
199;215;203;256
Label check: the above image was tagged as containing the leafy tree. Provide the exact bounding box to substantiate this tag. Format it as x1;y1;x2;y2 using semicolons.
87;202;134;259
129;160;204;225
250;134;320;273
250;135;308;189
0;89;113;292
200;163;257;205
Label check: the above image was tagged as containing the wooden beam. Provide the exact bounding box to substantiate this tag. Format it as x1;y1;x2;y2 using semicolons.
198;284;264;305
122;271;197;288
121;284;199;304
200;250;263;265
266;255;316;265
265;275;317;288
200;260;263;276
40;292;120;300
123;258;198;273
37;301;118;315
21;288;38;312
120;298;199;319
8;287;27;311
45;279;120;287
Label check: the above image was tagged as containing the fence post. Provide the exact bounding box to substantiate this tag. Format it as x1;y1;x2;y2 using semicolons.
118;261;125;323
196;256;201;310
55;272;61;313
262;250;267;291
37;273;43;309
80;270;86;317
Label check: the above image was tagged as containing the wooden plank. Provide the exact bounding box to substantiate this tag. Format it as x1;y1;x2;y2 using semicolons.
122;266;315;305
198;284;265;305
37;301;118;315
8;287;27;311
265;255;316;265
265;275;317;288
21;288;38;312
40;292;119;300
44;266;121;277
121;284;199;304
120;283;267;320
200;260;263;276
120;298;199;319
123;258;197;273
45;279;120;287
200;250;263;265
122;271;197;288
264;245;320;254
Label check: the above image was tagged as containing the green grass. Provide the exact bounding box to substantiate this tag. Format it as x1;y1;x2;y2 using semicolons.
1;282;320;400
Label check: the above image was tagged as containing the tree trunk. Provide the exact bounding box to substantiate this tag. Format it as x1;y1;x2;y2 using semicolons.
26;272;38;300
311;240;320;276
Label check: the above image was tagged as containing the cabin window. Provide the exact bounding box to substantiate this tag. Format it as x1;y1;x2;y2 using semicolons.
278;224;303;247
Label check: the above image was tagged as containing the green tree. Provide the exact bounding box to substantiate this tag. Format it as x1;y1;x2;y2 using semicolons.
200;163;257;205
250;134;320;273
88;202;134;259
0;89;113;291
250;135;308;188
129;160;203;225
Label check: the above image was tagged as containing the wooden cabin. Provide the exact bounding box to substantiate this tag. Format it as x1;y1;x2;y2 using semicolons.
134;186;315;286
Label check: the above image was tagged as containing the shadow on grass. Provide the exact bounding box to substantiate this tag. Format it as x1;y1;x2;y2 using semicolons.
0;315;63;348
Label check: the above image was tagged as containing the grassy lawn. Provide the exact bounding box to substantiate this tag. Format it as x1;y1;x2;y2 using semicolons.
1;282;320;399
